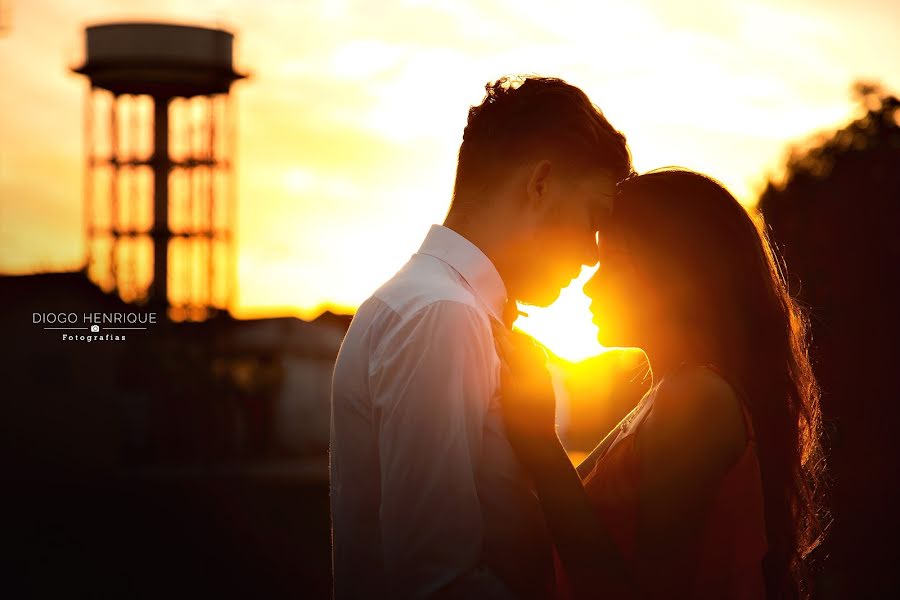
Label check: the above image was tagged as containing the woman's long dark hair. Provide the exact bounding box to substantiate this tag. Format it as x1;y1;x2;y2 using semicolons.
613;169;827;598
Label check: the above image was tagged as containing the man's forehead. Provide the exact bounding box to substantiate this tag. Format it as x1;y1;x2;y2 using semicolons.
589;187;615;222
585;170;617;206
590;191;617;240
593;190;615;213
588;168;617;189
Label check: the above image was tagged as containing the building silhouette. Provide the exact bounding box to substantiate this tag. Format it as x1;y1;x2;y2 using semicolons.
4;23;349;597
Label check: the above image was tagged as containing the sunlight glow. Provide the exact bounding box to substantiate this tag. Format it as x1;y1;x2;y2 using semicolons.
513;265;607;363
2;0;898;327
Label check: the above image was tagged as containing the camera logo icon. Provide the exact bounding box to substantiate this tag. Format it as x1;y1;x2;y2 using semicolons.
91;324;100;333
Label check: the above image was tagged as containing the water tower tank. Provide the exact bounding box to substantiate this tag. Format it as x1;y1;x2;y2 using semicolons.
72;22;248;321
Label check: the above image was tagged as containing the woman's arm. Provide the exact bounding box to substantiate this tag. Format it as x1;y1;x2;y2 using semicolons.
531;366;748;599
496;326;749;598
494;329;638;598
634;366;747;590
525;437;637;599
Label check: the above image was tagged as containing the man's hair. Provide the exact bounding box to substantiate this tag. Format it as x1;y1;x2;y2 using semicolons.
450;75;633;214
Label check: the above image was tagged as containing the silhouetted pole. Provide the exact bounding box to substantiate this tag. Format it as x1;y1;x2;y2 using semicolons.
151;96;171;314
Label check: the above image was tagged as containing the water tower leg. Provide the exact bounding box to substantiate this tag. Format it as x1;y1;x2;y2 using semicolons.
152;96;171;315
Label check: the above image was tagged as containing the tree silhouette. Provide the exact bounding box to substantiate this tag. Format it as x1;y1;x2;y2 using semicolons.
759;82;900;599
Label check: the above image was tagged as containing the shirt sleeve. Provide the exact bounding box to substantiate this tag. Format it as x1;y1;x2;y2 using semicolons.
369;300;517;599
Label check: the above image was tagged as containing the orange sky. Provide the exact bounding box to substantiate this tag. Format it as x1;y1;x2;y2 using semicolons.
2;0;899;361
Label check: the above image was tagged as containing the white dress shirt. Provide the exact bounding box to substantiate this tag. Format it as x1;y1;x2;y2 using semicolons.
330;224;554;599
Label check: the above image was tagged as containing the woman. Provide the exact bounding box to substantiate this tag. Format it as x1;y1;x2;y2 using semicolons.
496;169;827;599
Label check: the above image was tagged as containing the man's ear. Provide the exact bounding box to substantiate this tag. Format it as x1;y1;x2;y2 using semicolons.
525;159;553;210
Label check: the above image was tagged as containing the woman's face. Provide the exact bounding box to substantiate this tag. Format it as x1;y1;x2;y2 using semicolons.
583;227;668;348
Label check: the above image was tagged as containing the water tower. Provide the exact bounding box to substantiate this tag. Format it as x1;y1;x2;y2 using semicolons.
72;22;247;321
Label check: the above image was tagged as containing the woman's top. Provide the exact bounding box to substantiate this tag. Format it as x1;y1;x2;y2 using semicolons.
555;364;768;599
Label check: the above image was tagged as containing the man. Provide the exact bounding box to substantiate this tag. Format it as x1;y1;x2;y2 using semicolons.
330;75;632;599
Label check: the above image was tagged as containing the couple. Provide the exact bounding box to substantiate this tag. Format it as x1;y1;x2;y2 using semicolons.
330;76;825;599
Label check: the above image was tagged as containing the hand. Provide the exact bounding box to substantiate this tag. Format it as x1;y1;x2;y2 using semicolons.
492;322;560;462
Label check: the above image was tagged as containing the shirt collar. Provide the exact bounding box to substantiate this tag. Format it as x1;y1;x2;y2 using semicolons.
416;224;507;324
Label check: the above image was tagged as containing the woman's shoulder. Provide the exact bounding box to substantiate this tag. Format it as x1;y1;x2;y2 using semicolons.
646;364;748;468
658;362;739;397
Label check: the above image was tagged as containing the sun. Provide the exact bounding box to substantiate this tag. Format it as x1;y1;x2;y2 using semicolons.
512;265;608;363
